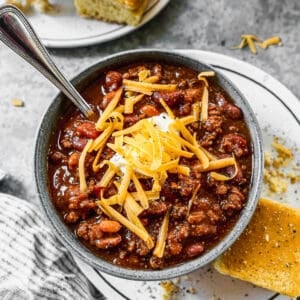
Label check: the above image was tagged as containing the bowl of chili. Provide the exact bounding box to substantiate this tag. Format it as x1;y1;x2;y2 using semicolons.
34;49;263;280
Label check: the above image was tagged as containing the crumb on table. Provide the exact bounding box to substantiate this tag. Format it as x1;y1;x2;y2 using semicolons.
11;98;24;107
263;137;299;194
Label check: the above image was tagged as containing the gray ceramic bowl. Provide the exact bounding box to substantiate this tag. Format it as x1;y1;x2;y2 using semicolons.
34;49;263;281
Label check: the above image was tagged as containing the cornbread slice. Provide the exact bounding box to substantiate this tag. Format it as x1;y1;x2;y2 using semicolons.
214;198;300;297
74;0;149;26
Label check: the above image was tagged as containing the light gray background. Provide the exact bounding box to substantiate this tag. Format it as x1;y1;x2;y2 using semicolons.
0;0;299;202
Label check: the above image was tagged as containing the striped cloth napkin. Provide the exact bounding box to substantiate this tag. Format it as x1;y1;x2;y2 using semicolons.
0;191;105;300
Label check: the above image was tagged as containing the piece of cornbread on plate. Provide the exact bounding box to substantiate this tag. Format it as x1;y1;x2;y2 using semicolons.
214;198;300;297
74;0;149;26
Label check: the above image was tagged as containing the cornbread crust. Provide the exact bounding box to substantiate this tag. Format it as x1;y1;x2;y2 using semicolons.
74;0;149;26
116;0;145;10
214;198;300;297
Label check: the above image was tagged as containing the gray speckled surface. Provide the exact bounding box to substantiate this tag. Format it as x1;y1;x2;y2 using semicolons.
0;0;299;202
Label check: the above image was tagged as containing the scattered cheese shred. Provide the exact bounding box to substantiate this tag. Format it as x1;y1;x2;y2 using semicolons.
198;71;215;78
169;130;209;169
192;102;200;121
11;98;24;107
92;144;105;172
123;79;177;93
138;69;151;82
144;76;160;83
117;166;133;205
210;156;238;181
257;36;282;49
232;34;282;54
125;206;154;249
124;193;144;216
90;123;114;152
95;88;123;131
187;183;201;216
201;86;209;122
131;172;149;209
159;98;175;119
180;115;196;125
198;71;215;87
130;190;160;201
169;165;190;176
194;157;236;172
124;94;144;114
79;139;93;193
153;210;170;258
98;160;119;187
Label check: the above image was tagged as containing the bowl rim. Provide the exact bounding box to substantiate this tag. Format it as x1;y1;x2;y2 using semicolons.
34;49;264;281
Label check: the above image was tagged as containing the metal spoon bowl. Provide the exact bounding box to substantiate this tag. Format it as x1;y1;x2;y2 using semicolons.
0;5;94;119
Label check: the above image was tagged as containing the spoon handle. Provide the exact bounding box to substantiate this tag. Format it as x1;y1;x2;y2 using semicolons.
0;5;94;119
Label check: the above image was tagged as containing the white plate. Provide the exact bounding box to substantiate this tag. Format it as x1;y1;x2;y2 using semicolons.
74;50;300;300
0;0;169;48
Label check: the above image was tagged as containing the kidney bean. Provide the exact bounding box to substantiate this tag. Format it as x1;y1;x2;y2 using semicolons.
185;243;204;257
152;64;163;78
105;71;123;92
190;224;217;237
87;224;104;241
68;152;80;170
64;211;80;224
100;91;116;110
224;103;242;120
79;200;96;210
95;235;122;249
140;104;159;117
76;122;100;139
76;222;89;240
178;102;191;116
72;137;88;151
98;220;122;233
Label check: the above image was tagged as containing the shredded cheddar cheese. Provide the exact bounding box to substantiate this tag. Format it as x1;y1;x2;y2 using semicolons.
95;88;123;131
159;98;175;119
210;156;238;181
124;94;144;114
123;79;177;93
201;86;209;122
76;72;241;250
232;34;282;54
153;210;170;258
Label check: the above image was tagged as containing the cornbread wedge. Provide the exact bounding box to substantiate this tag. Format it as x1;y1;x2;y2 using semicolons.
214;198;300;297
74;0;149;26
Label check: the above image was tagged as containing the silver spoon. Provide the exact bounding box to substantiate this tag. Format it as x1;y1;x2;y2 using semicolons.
0;5;95;119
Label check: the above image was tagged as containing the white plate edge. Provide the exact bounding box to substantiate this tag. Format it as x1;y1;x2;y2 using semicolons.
73;49;300;299
42;0;170;48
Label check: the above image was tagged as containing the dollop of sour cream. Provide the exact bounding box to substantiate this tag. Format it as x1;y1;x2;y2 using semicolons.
151;113;173;132
110;152;127;174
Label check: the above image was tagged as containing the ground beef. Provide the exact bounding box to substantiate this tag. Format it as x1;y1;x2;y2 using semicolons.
221;134;249;157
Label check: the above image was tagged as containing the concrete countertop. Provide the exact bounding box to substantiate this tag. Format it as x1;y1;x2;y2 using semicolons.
0;0;299;202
